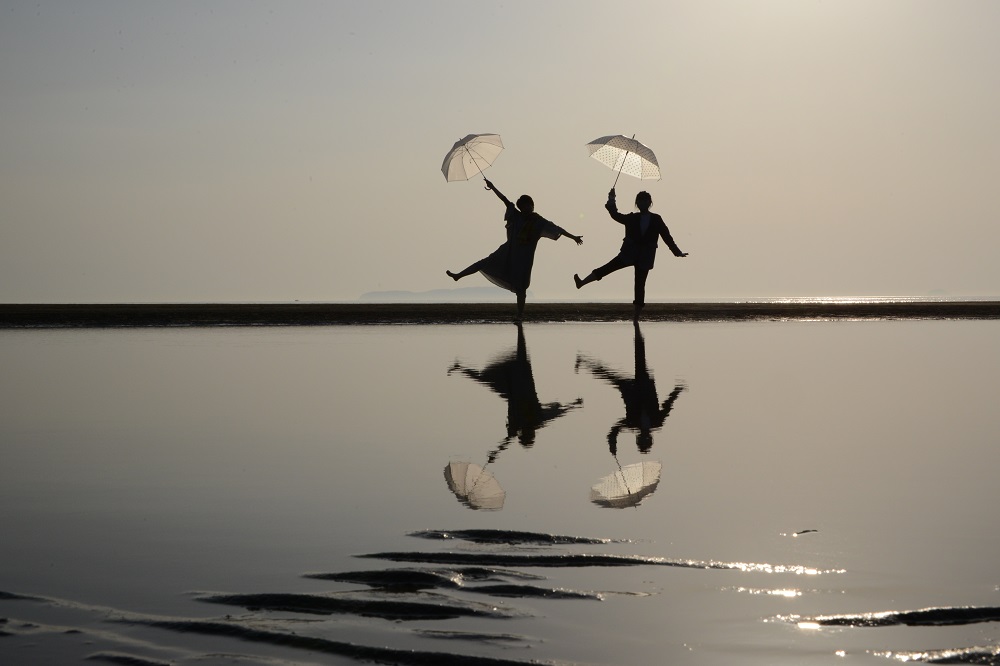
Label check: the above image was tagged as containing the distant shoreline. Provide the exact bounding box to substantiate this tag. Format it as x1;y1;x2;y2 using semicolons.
2;301;1000;328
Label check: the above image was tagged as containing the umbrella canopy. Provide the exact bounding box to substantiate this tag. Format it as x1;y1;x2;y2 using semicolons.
441;133;504;182
586;134;660;185
589;460;662;509
444;461;505;511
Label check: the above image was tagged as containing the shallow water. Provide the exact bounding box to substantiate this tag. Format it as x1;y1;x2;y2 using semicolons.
2;320;999;664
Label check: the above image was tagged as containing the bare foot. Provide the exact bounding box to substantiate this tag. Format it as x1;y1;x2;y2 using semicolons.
573;274;583;289
446;270;460;281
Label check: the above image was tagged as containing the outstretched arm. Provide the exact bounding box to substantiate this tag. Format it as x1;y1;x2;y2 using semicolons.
484;179;513;208
576;354;629;392
658;218;688;257
447;361;484;384
560;228;584;245
537;217;583;244
659;384;686;418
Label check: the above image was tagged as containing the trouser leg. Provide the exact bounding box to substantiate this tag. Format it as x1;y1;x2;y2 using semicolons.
633;268;649;308
578;255;632;288
592;255;632;281
633;268;649;319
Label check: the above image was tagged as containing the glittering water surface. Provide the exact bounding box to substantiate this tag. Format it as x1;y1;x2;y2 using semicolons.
2;320;999;664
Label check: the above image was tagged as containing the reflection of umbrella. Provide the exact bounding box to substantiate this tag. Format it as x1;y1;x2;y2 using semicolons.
589;460;662;509
444;461;505;511
441;134;504;182
586;134;660;187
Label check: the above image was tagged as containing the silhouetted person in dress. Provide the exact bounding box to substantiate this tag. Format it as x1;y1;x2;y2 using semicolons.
448;178;583;321
449;323;582;448
574;189;687;320
575;322;685;456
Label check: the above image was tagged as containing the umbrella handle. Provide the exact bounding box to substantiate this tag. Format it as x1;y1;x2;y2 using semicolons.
612;454;639;511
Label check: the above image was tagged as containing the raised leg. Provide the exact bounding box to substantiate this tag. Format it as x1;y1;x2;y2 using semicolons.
446;261;482;281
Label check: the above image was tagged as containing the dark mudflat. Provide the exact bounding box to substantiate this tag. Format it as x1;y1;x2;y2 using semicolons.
2;301;999;328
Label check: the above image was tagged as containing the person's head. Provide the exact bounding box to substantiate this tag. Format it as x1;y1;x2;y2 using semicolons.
635;191;652;211
636;430;653;453
516;195;534;213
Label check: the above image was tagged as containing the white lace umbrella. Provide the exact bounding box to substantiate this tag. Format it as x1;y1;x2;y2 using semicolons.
589;460;662;509
441;134;504;182
586;134;660;187
444;461;505;511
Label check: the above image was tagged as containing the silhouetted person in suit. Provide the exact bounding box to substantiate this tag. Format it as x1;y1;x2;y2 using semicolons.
574;189;687;320
449;323;582;447
448;178;583;321
576;322;685;456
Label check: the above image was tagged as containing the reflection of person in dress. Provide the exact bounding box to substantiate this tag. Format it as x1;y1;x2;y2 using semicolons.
574;189;687;321
576;322;685;456
448;178;583;321
449;323;582;448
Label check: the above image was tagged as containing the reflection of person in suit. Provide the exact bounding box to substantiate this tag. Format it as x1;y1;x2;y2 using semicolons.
449;323;582;447
576;322;685;456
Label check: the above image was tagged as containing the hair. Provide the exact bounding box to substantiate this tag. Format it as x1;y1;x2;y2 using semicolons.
635;191;652;209
516;195;534;212
637;430;653;453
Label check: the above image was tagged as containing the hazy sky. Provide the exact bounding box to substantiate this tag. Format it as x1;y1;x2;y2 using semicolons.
2;0;999;303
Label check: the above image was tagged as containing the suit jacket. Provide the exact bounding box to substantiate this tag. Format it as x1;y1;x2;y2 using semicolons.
605;199;684;271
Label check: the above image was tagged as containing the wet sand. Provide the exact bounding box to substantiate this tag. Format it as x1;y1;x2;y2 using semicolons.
4;322;1000;664
3;300;1000;327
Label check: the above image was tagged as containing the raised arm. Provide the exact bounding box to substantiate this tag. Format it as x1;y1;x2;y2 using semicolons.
484;179;513;208
604;188;630;224
607;421;625;456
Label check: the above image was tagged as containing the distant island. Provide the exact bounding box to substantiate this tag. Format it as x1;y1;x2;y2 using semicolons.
359;286;526;302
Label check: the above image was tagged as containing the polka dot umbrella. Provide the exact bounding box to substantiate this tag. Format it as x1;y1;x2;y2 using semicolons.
589;460;662;509
586;134;660;187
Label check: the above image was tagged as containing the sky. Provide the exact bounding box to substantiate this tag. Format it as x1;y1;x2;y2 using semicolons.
2;0;999;303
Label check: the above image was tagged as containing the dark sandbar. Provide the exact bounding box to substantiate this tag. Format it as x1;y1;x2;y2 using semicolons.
2;301;1000;328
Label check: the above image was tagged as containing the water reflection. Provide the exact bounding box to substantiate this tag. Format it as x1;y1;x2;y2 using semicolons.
448;323;583;449
444;322;685;511
589;460;663;509
445;323;583;511
575;322;685;456
576;323;685;509
444;461;506;511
